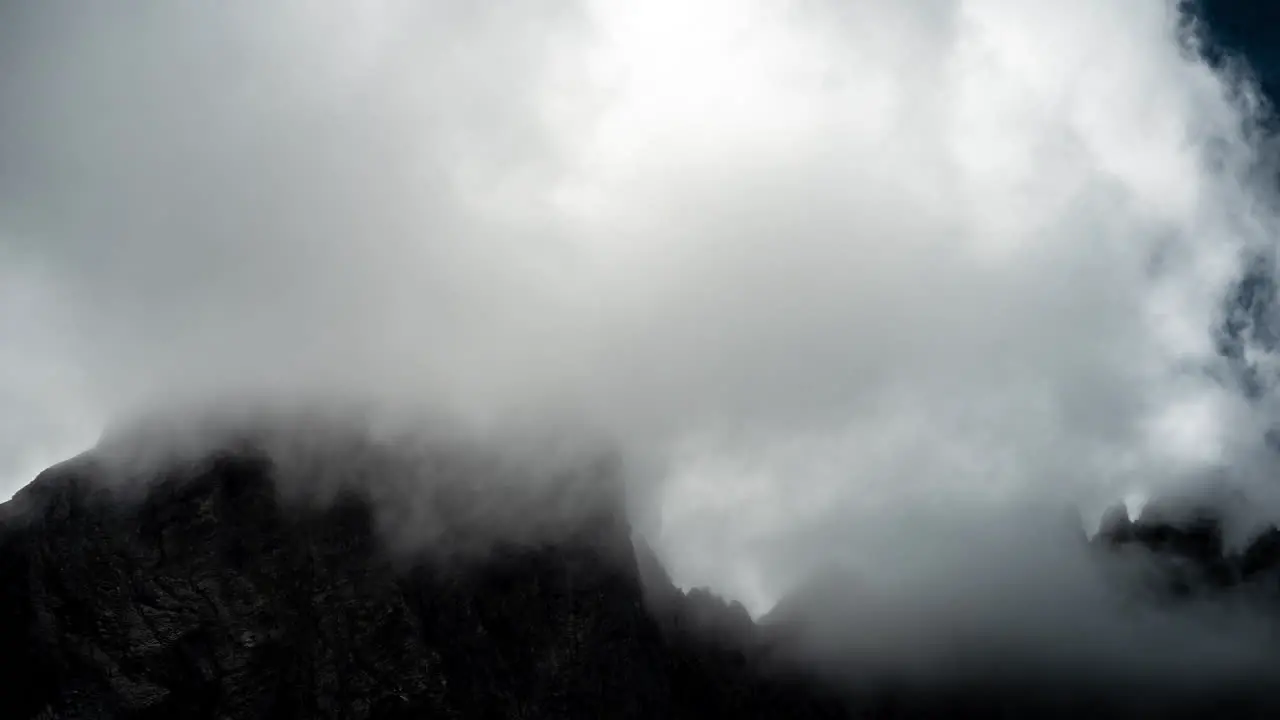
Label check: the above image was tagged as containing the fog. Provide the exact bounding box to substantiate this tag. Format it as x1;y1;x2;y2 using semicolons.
4;0;1280;659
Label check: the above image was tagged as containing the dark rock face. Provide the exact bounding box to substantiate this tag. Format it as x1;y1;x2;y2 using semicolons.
12;441;1280;719
0;447;843;720
1098;499;1267;594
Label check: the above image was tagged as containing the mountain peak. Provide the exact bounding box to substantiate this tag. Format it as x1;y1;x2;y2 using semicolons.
0;434;843;719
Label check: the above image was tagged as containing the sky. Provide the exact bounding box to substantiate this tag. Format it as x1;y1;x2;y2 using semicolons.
3;0;1280;615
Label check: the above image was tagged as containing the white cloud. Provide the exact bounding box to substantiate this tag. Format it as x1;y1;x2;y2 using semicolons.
1;0;1278;615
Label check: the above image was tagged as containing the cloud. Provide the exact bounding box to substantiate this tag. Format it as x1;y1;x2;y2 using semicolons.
2;0;1279;618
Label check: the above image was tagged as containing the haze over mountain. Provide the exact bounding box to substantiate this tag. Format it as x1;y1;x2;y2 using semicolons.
7;1;1280;715
9;412;1280;717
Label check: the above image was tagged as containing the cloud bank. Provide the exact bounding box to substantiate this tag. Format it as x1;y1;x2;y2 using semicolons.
3;0;1280;614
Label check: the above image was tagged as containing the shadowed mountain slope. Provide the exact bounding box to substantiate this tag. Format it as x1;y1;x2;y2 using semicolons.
0;441;844;720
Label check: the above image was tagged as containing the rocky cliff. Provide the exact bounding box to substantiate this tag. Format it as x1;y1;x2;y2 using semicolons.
10;435;1280;718
0;441;842;719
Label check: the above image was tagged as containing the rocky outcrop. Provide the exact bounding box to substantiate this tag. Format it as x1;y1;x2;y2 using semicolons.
0;443;843;719
1097;497;1266;595
11;433;1280;718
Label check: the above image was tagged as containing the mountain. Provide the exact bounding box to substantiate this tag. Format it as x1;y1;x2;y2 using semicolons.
0;437;844;719
756;500;1280;719
10;430;1280;717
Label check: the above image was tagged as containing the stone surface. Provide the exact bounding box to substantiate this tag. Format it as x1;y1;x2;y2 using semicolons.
0;446;842;719
10;440;1280;718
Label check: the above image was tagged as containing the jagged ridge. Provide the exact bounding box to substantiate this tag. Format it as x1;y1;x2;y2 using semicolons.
0;442;843;720
11;437;1280;718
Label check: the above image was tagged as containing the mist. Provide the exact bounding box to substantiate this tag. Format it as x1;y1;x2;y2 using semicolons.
6;2;1280;693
